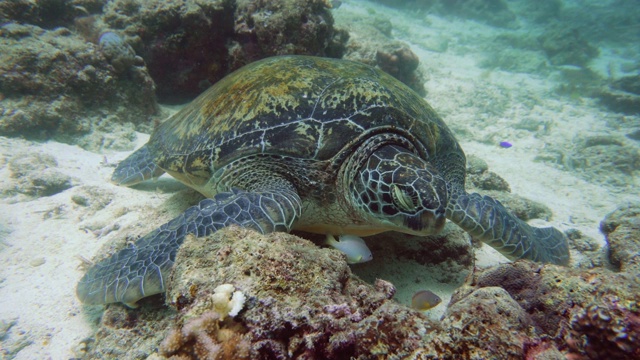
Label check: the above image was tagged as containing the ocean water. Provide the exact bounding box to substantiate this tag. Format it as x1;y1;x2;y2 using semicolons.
0;0;638;358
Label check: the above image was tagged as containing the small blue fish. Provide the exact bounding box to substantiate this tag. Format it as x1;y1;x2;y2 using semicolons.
325;234;373;264
499;141;512;148
411;290;442;311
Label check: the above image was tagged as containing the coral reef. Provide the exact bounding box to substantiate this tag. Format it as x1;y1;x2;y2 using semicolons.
537;26;600;67
3;152;74;198
333;11;427;96
454;260;640;358
435;286;536;359
0;20;158;145
102;0;347;103
600;203;640;274
83;227;440;359
375;45;425;96
535;135;640;188
567;295;640;359
80;225;640;359
598;75;640;115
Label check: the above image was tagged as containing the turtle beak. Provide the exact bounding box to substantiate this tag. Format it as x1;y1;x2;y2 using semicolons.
405;209;446;234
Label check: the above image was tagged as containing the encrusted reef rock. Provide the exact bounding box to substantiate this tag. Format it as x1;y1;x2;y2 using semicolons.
538;26;600;67
82;227;439;359
435;286;536;359
333;11;427;96
535;135;640;188
3;151;74;199
598;75;640;115
165;227;437;359
1;0;348;145
79;227;640;359
103;0;347;103
450;261;640;359
601;203;640;274
0;21;158;145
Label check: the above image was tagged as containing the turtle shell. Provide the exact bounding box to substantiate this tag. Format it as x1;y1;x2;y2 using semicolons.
147;55;464;188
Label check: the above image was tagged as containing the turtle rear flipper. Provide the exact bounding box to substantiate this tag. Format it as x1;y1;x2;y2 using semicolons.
76;187;301;306
111;144;165;186
447;191;570;266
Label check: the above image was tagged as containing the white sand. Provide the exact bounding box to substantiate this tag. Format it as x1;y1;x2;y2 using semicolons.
1;1;638;358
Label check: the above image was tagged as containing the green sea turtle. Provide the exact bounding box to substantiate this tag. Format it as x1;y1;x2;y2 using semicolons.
77;55;570;307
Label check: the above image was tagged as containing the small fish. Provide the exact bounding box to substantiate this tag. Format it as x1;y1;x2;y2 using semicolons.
411;290;442;311
331;0;342;9
499;141;513;148
325;234;373;264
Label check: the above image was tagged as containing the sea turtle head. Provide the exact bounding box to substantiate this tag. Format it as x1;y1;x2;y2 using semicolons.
352;145;448;235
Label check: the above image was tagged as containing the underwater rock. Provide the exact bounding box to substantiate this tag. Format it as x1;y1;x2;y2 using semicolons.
538;26;600;67
600;203;640;274
0;0;104;29
483;191;553;222
612;75;640;96
597;75;640;115
166;227;438;358
98;31;138;73
231;0;347;64
479;33;550;74
436;286;535;359
333;11;427;95
4;152;74;198
0;21;158;143
103;0;347;103
465;154;489;174
535;135;640;188
467;170;511;192
78;229;640;359
567;295;640;359
565;228;604;270
598;89;640;115
102;0;234;103
83;227;440;359
456;261;640;346
463;158;554;222
375;45;426;96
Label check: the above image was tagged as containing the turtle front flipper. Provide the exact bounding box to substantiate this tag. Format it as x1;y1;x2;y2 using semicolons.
447;190;570;265
111;144;165;186
76;187;302;306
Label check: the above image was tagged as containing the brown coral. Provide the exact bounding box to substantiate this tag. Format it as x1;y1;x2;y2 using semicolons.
80;229;640;359
567;296;640;359
165;227;439;359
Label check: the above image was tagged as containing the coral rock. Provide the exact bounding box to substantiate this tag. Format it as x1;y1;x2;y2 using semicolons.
601;203;640;273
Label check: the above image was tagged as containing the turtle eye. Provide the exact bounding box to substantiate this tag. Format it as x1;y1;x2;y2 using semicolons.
390;184;419;213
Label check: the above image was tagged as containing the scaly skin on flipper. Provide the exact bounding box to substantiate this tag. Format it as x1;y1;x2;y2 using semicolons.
76;185;301;306
77;55;570;307
447;190;570;265
111;144;165;186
